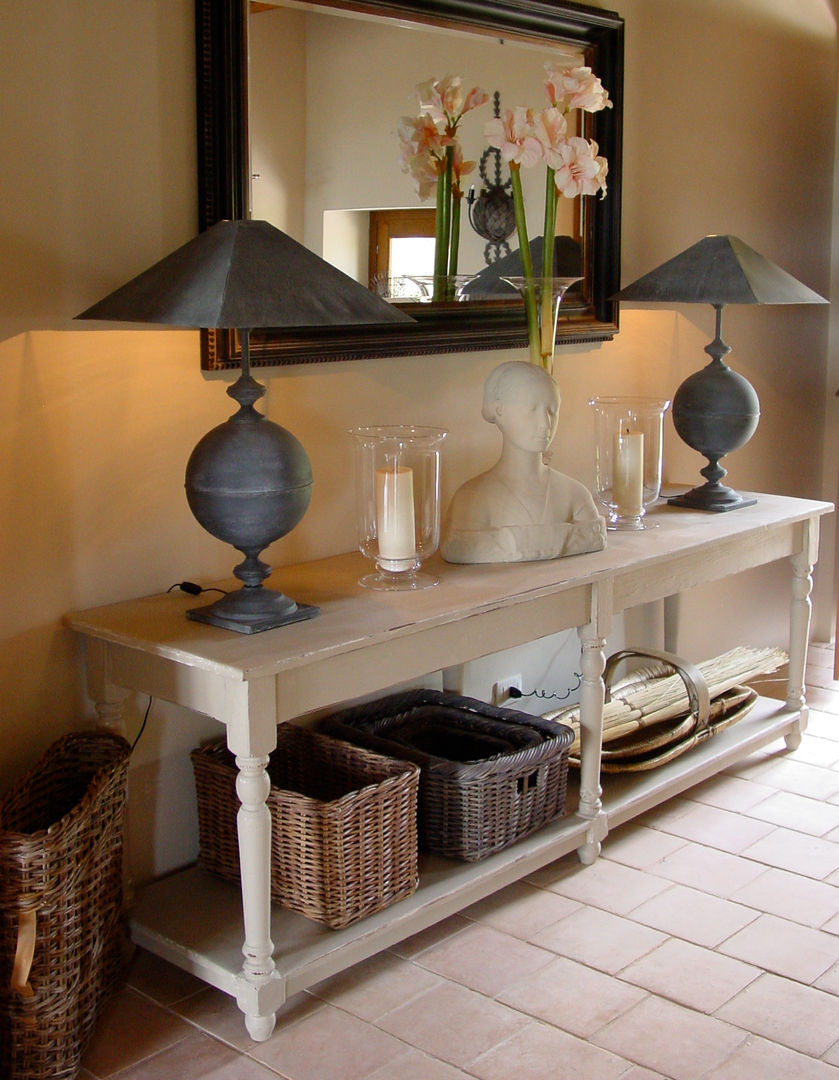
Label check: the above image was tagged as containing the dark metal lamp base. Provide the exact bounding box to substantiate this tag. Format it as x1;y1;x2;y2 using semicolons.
187;586;319;634
667;484;757;513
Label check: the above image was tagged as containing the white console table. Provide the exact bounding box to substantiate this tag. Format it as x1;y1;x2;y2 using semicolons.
66;493;830;1041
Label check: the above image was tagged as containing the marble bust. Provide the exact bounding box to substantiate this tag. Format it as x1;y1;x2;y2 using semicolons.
441;361;606;564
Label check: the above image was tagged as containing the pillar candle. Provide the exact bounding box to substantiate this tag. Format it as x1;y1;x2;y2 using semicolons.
613;430;644;515
375;465;416;561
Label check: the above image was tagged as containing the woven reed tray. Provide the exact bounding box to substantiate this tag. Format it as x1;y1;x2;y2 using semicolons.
321;689;574;862
0;731;131;1080
191;724;420;930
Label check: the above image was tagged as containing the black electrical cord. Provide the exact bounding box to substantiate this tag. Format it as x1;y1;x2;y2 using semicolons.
511;672;582;702
131;696;153;752
167;581;228;597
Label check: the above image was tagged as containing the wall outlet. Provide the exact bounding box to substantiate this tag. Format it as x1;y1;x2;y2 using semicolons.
493;674;523;705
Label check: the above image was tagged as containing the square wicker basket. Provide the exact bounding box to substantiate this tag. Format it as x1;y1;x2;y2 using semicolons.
0;731;131;1080
321;689;574;862
191;724;420;929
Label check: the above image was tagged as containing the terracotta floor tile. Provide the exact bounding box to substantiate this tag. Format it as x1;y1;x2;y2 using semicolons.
496;954;647;1036
415;922;553;996
729;866;839;928
593;995;747;1079
309;951;441;1020
173;985;322;1050
701;1033;839;1079
375;981;528;1067
249;1001;410;1080
744;789;839;836
718;912;839;983
740;824;839;879
786;734;839;768
388;914;470;958
628;882;758;947
366;1047;471;1079
80;988;193;1078
742;757;839;802
620;937;761;1012
803;709;839;739
680;773;776;814
646;841;766;897
715;972;839;1057
804;689;839;716
102;1031;279;1079
124;948;207;1006
599;822;689;869
649;799;776;854
535;854;671;915
814;960;839;995
469;1018;633;1080
531;905;667;974
461;879;581;937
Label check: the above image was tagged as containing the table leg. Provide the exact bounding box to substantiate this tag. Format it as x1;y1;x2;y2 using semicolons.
234;753;277;1041
577;621;608;864
786;521;817;749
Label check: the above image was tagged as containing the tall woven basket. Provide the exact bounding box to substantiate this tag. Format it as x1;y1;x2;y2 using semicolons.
0;731;131;1080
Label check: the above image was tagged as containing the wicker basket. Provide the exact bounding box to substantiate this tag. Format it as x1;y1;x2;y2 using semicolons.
0;731;131;1080
191;725;420;929
322;689;574;862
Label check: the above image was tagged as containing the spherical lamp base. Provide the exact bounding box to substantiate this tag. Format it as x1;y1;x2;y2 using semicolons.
184;372;318;633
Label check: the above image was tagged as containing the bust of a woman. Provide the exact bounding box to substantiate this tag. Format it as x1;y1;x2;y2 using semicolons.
441;361;606;564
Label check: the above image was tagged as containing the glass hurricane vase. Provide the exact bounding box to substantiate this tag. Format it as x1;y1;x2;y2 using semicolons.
350;425;447;590
501;276;581;373
590;396;671;530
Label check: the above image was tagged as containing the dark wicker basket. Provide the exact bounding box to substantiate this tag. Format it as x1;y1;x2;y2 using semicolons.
0;730;131;1080
191;724;420;929
322;689;574;862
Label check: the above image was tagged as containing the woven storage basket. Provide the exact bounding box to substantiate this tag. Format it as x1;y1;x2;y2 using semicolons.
191;724;420;930
322;689;574;862
0;730;131;1080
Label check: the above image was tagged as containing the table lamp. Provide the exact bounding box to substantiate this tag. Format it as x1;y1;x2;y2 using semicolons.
77;219;413;633
613;235;827;511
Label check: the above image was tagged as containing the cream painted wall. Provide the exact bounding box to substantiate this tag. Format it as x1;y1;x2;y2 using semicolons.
1;0;835;880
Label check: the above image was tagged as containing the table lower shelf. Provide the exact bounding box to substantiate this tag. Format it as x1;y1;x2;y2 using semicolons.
128;694;801;1005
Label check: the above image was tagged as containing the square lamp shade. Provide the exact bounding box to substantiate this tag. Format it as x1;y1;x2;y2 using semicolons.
76;219;414;633
613;235;827;511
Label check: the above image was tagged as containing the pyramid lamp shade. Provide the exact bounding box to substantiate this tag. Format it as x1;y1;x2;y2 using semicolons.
77;219;414;633
613;235;827;511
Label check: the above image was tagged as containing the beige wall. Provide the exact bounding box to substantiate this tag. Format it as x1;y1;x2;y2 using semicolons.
1;0;835;878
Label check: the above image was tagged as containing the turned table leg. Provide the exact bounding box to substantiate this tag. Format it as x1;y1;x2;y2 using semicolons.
577;613;609;865
785;521;817;750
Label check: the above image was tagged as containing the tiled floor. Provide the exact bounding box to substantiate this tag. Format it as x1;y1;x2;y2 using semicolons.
80;644;839;1079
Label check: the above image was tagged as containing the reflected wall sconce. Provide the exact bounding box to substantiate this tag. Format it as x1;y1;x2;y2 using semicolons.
613;235;827;511
77;219;413;633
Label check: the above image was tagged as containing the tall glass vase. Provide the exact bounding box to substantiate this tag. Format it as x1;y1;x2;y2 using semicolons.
501;276;581;373
590;397;671;530
350;425;447;590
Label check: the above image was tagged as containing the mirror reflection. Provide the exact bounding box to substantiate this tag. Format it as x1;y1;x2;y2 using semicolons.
249;1;585;303
196;0;623;369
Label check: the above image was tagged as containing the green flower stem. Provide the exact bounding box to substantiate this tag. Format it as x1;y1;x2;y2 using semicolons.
540;167;558;370
448;190;461;300
510;164;540;366
433;147;454;302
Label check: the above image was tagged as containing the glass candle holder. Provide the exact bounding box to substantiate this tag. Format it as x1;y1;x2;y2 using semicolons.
350;425;447;590
589;397;671;530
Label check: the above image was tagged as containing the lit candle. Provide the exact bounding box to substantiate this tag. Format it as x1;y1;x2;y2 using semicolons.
613;429;644;516
375;465;416;564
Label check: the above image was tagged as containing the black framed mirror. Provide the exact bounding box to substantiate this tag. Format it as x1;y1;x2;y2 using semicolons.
196;0;624;370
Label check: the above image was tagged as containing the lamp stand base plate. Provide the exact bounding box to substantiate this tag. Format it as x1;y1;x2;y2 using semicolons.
667;485;757;513
187;586;319;634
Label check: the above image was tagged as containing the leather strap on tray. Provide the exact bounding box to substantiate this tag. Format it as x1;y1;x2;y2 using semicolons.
604;647;711;731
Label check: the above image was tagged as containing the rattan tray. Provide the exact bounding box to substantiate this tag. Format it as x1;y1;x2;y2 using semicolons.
322;689;574;862
191;724;420;929
0;730;131;1080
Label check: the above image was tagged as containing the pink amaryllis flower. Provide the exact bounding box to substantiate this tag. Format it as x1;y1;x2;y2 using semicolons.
532;107;569;169
417;75;489;130
544;63;613;113
484;107;544;169
553;136;609;199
